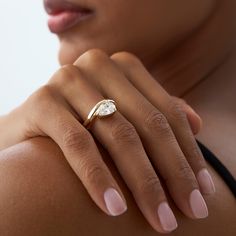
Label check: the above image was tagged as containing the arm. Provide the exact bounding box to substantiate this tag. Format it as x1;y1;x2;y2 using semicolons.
0;137;235;236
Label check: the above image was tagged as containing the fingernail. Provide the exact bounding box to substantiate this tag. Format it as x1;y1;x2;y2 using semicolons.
157;202;178;232
104;188;127;216
197;169;215;195
190;189;208;218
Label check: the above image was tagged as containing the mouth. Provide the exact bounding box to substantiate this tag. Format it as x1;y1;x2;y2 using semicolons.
44;0;94;34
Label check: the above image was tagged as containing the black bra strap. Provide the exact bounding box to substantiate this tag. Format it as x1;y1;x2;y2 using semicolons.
196;140;236;198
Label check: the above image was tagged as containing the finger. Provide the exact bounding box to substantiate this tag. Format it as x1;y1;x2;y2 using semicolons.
50;63;178;233
172;97;203;135
75;49;208;220
111;52;215;196
31;83;127;217
111;52;203;134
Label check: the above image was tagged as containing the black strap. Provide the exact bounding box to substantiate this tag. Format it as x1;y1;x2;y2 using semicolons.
197;140;236;198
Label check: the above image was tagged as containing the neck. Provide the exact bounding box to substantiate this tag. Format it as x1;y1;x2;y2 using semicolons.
150;0;236;97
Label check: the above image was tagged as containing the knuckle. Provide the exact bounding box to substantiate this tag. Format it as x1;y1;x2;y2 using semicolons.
167;97;187;121
79;48;108;67
188;144;206;166
111;121;139;145
81;161;104;184
50;64;81;87
111;51;141;66
29;85;56;115
174;158;196;182
137;174;162;195
62;126;92;155
144;109;170;133
33;85;54;101
189;144;202;159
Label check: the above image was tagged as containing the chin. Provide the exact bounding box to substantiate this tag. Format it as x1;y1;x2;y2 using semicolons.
57;32;141;66
58;39;143;67
58;42;89;65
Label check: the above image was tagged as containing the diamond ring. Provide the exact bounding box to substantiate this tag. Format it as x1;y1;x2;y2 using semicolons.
83;99;117;129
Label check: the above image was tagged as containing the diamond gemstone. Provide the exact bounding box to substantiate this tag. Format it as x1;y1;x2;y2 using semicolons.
96;101;116;117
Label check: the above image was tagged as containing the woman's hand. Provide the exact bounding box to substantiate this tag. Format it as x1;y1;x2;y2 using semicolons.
0;49;215;233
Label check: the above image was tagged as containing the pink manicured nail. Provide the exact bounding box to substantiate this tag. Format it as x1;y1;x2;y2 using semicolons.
104;188;127;216
157;202;178;232
190;189;208;218
197;169;216;195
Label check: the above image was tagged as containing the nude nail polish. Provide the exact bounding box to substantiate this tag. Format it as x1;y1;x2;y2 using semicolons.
157;202;178;232
190;189;208;218
104;188;127;216
197;168;216;195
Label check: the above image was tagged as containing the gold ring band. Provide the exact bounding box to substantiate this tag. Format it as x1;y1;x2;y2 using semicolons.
83;99;117;129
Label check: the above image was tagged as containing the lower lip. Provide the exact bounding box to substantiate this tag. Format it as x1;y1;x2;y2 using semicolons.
48;10;93;33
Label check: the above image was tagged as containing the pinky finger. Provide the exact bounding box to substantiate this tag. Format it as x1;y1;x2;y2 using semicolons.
172;97;202;135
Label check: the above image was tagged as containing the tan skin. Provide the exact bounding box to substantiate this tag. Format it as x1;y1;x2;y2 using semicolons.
0;0;235;235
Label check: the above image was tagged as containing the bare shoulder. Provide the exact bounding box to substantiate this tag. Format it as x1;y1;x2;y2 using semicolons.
0;137;235;236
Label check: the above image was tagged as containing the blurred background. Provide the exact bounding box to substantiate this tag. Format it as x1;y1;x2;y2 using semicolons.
0;1;59;115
